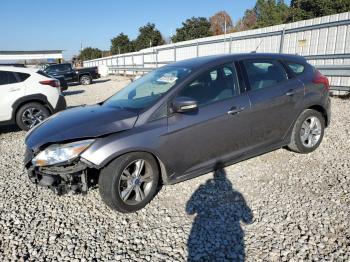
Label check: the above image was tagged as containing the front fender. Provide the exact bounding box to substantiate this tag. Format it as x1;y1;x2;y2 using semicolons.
80;118;173;183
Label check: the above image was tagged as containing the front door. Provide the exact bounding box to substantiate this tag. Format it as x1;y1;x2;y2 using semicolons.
164;63;253;177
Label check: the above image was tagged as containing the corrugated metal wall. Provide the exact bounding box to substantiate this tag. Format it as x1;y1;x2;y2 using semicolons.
84;12;350;88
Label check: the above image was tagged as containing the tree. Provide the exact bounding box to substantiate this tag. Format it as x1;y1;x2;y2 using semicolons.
209;11;233;35
78;47;102;61
234;9;258;31
289;0;350;22
110;33;134;55
171;17;212;43
133;23;165;51
255;0;290;28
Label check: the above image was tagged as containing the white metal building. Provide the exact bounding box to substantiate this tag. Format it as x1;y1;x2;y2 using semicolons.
0;50;63;62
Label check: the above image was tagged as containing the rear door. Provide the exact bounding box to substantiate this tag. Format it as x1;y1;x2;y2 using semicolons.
240;58;304;148
0;70;26;121
165;63;252;176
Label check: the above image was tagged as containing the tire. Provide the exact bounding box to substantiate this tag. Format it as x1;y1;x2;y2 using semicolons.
15;102;50;131
98;152;160;213
80;75;92;85
288;109;325;154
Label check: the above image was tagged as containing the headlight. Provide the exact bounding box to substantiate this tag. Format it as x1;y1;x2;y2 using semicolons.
32;139;94;167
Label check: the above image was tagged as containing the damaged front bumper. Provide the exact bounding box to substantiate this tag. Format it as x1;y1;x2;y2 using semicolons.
25;148;98;195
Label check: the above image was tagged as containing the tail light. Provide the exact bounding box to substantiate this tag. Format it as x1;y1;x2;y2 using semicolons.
40;79;60;88
313;70;329;91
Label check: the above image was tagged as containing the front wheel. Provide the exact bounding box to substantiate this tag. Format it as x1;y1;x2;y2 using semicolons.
288;109;325;153
98;152;160;213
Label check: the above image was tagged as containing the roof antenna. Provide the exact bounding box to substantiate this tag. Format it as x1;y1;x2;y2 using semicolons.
251;38;264;53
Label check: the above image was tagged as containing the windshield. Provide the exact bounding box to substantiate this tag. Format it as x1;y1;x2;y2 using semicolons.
104;66;191;110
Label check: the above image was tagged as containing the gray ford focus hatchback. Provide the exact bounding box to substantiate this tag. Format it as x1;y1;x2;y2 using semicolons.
24;53;331;213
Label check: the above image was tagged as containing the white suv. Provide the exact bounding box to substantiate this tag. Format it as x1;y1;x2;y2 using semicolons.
0;66;66;130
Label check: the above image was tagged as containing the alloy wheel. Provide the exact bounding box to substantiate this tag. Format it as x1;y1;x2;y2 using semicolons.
118;159;154;205
81;76;90;85
21;107;46;129
300;116;322;148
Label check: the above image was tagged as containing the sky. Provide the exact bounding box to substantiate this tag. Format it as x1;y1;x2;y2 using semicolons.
1;0;261;59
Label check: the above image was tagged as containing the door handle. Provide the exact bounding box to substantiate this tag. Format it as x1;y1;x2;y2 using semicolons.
285;89;297;96
227;106;245;115
9;87;20;92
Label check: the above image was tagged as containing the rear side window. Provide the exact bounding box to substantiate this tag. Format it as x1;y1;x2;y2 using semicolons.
45;65;59;73
243;60;287;91
0;71;18;85
286;62;305;75
0;71;8;85
16;72;30;82
61;64;71;71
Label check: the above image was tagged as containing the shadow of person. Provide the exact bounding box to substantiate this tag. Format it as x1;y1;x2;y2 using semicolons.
186;168;253;262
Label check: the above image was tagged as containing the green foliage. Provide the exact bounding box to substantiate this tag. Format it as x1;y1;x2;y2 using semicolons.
289;0;350;21
133;23;165;51
171;17;212;43
78;47;102;61
234;0;349;31
254;0;290;28
110;33;134;55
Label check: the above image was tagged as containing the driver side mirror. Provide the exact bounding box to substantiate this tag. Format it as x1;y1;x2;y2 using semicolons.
128;89;136;99
172;96;198;113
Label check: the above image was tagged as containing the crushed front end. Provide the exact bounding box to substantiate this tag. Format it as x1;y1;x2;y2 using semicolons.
24;140;99;195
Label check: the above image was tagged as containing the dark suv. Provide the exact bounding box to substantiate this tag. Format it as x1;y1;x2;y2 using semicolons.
24;53;330;213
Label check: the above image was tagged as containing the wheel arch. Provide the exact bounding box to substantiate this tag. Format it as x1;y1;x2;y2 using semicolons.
11;94;53;121
307;104;329;127
79;73;91;79
97;149;171;186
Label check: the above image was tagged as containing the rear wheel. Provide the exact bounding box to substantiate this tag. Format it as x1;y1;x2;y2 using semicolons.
16;102;50;131
288;109;325;153
80;75;92;85
98;152;160;213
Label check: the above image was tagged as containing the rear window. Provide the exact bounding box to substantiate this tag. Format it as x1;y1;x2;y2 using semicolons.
37;70;51;78
286;62;305;75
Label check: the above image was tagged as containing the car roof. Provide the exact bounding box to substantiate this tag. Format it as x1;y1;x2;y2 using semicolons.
166;53;307;69
46;63;70;66
0;66;39;74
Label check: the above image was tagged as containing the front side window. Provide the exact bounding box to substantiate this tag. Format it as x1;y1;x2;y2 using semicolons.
243;60;287;91
178;63;238;106
104;66;191;111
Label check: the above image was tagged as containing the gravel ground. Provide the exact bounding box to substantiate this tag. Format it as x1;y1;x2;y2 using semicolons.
0;77;349;261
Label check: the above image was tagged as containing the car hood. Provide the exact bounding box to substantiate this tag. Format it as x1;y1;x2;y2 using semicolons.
25;104;138;150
